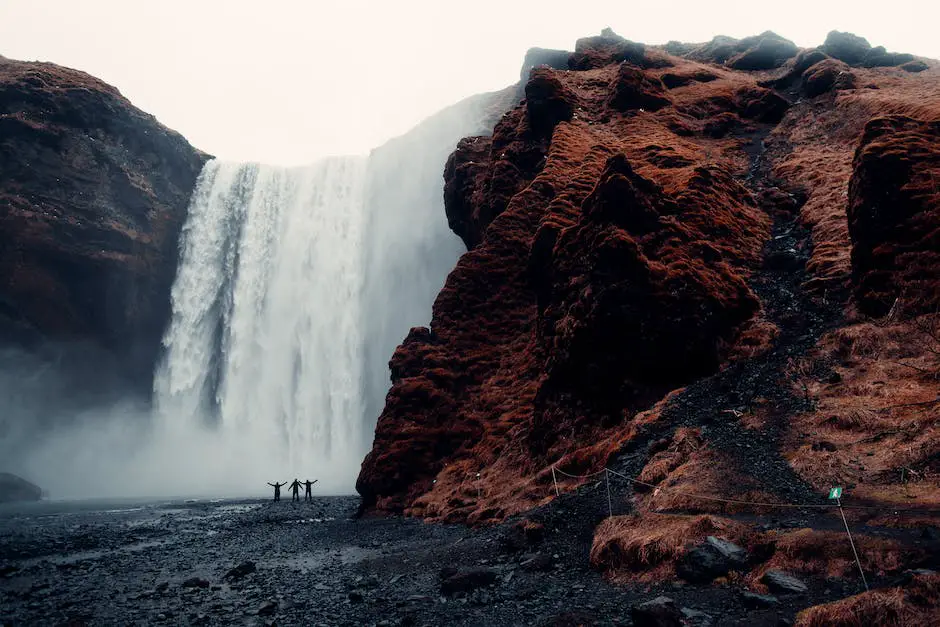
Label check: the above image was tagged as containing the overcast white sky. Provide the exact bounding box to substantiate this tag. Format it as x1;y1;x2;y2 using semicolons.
1;0;936;164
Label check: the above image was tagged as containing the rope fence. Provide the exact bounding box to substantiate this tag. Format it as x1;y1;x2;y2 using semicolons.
550;464;940;513
545;461;940;593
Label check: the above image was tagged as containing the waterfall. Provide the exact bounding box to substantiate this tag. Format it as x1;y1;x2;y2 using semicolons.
150;89;509;495
153;158;370;488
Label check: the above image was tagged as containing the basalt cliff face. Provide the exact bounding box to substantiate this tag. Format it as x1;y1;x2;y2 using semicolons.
358;29;940;619
0;56;207;388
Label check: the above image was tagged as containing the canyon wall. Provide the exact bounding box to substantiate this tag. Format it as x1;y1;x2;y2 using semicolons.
0;56;207;391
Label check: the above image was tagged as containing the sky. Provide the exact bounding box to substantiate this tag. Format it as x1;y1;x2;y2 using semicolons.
1;0;937;165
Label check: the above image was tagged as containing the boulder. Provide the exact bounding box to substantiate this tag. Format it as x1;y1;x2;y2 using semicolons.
901;60;929;73
741;591;780;608
677;536;748;583
727;33;799;70
257;600;277;616
631;596;683;627
822;31;872;65
761;570;808;594
862;46;914;68
0;473;42;502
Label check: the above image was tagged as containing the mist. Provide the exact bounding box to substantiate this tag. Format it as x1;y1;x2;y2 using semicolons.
0;343;362;500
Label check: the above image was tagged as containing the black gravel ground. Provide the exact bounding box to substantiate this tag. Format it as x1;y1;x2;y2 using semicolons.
0;494;910;627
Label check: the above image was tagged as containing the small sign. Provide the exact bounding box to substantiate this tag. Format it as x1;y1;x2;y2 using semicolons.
828;487;843;500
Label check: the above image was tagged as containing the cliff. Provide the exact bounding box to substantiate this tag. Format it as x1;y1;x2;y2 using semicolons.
0;56;208;389
358;28;939;618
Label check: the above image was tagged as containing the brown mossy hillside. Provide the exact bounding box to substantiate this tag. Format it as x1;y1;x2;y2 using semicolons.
359;34;778;521
358;29;940;544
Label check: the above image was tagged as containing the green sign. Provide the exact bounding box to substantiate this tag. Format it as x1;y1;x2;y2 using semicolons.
828;487;843;500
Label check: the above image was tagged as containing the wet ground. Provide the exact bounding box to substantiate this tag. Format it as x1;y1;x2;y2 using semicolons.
0;494;900;627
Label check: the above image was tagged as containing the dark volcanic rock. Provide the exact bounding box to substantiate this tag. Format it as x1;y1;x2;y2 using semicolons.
726;32;799;70
761;570;808;594
741;591;779;608
520;47;572;80
901;60;930;73
439;568;497;596
677;536;749;583
847;115;940;316
682;36;741;65
822;31;872;65
862;46;914;68
821;31;913;68
223;560;256;580
758;49;830;91
631;596;683;627
0;57;208;388
0;472;41;502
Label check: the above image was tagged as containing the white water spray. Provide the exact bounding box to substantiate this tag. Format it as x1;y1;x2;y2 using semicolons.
153;157;369;492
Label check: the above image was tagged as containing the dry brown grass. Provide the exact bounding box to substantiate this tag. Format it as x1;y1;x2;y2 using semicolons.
795;571;940;627
784;317;940;522
407;386;680;525
633;427;780;515
748;528;911;589
590;513;750;582
769;65;940;295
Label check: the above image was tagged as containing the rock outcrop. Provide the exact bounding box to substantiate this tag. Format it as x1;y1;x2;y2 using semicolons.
847;116;940;316
359;31;777;520
0;57;208;388
821;30;916;68
0;472;41;502
358;28;940;545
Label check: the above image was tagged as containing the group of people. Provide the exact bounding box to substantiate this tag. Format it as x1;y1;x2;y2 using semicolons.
267;478;317;502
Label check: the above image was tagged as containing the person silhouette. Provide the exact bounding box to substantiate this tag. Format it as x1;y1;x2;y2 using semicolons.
303;479;318;501
289;479;302;502
267;481;286;502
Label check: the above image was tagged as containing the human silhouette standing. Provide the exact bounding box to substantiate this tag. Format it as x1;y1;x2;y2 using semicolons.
303;479;318;501
289;479;302;502
267;481;286;502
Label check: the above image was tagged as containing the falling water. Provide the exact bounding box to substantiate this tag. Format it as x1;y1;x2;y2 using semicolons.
151;93;507;494
153;157;370;489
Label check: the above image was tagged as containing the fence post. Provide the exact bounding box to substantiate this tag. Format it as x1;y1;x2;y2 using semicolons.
837;498;870;592
605;469;613;518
